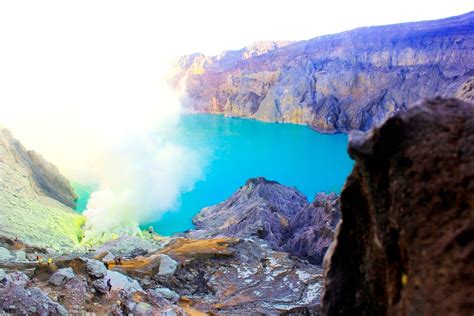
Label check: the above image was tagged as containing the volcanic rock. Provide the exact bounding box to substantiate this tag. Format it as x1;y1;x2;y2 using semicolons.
91;278;108;294
155;238;323;314
189;177;309;248
456;76;474;102
322;98;474;315
152;287;180;302
0;129;83;251
157;254;177;277
49;267;75;286
190;177;340;265
4;271;29;287
0;247;13;261
283;192;340;265
105;270;143;292
174;12;474;133
0;286;68;316
86;259;107;279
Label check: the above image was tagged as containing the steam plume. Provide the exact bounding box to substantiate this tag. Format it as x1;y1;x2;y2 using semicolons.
0;1;203;241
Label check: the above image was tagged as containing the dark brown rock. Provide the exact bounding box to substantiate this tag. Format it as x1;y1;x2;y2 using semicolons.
322;98;474;315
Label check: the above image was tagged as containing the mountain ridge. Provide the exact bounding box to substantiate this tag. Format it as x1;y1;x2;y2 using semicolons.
173;11;474;133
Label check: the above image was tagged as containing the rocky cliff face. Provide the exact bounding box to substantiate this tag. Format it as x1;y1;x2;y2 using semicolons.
0;129;83;251
189;177;340;265
174;12;474;133
189;177;308;248
284;193;340;265
322;98;474;315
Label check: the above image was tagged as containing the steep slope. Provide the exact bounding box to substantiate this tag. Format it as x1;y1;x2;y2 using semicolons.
0;129;84;251
283;193;340;265
322;98;474;315
189;177;309;248
174;12;474;133
189;177;340;265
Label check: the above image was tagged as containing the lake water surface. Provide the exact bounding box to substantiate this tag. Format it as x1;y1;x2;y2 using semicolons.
75;114;354;235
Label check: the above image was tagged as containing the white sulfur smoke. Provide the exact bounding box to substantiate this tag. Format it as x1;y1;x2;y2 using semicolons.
0;1;204;240
83;132;203;241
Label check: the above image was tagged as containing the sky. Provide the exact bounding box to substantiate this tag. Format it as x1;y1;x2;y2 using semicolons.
0;0;472;234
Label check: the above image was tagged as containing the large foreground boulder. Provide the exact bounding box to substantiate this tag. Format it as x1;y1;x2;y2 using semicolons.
322;98;474;315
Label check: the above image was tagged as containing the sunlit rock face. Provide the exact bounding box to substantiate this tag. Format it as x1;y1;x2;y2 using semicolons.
322;98;474;315
0;129;83;251
174;12;474;133
456;76;474;102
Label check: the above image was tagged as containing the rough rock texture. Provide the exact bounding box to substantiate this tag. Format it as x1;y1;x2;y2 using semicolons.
0;129;77;208
456;76;474;102
0;129;83;251
49;267;75;286
284;193;340;265
0;247;13;261
86;259;107;279
174;12;474;133
322;98;474;315
0;286;68;315
189;177;309;248
156;254;178;277
93;235;162;258
190;177;340;265
0;236;324;314
146;238;323;314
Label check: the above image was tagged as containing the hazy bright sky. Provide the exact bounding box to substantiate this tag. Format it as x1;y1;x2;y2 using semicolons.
0;1;472;57
0;0;472;158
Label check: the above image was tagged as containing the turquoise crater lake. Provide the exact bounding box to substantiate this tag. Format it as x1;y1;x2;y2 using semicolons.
76;114;354;236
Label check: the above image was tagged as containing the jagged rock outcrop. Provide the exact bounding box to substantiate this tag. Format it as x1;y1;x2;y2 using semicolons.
189;177;309;248
174;12;474;133
284;193;340;265
189;177;340;265
322;98;474;315
0;129;83;251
